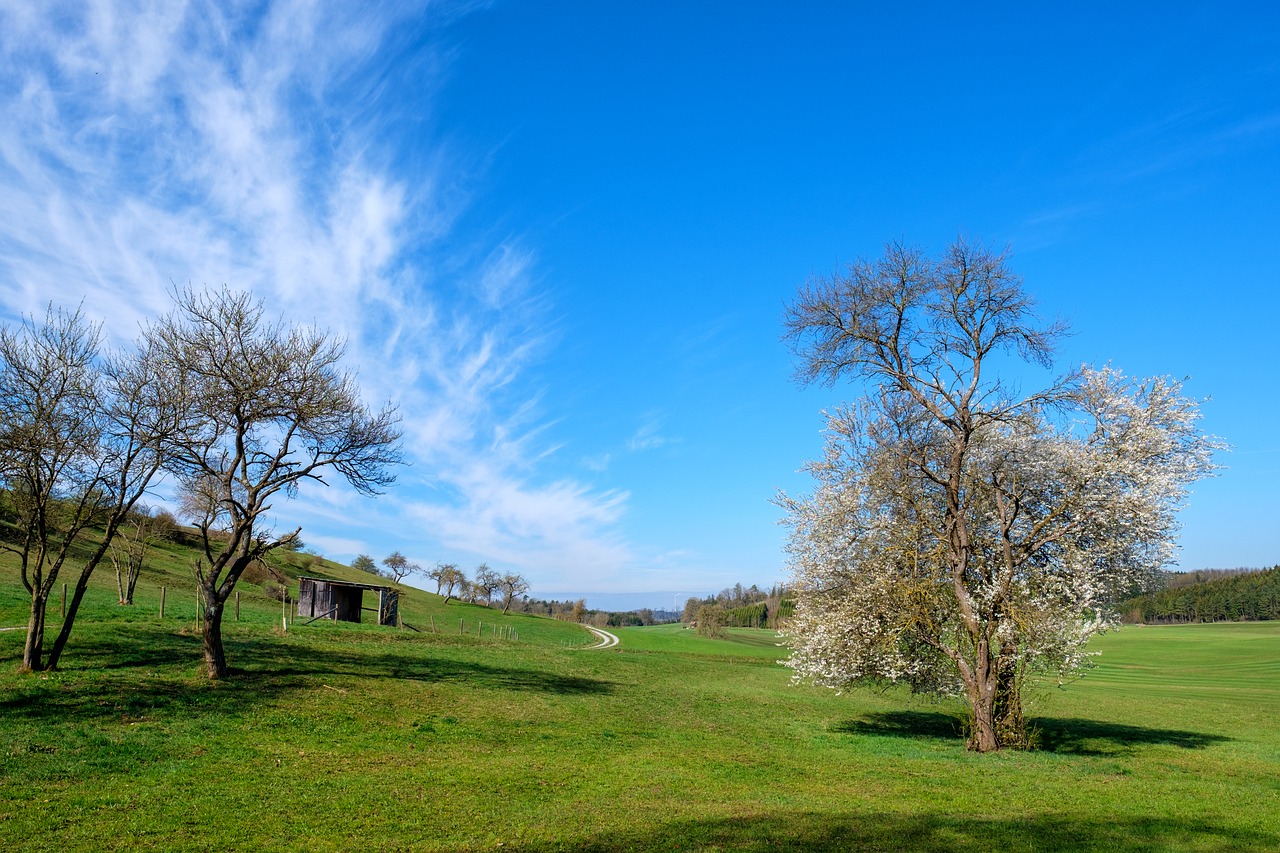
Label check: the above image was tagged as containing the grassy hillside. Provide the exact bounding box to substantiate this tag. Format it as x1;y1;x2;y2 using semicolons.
0;528;592;656
2;544;1279;851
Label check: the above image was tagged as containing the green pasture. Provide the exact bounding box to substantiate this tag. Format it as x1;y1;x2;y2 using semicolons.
611;622;786;659
1;559;1278;851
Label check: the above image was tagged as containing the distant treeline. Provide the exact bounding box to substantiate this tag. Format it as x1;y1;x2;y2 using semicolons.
515;596;680;627
478;583;791;630
682;583;793;630
602;609;681;627
1124;566;1280;623
1160;568;1264;590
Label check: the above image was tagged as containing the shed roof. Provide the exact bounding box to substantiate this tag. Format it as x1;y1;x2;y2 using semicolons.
297;576;393;592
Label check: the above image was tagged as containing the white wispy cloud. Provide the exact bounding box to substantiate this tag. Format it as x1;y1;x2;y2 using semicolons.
0;0;632;588
626;418;677;453
405;464;633;585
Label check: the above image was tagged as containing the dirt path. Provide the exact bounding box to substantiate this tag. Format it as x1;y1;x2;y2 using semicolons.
582;625;619;649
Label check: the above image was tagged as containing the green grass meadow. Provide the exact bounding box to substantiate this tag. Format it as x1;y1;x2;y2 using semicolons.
2;556;1278;851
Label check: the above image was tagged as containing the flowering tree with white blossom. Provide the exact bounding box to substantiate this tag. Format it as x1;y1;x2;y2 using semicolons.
779;239;1220;751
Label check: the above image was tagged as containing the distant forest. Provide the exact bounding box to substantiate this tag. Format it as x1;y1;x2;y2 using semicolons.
481;567;1280;630
517;582;796;630
680;583;794;630
1124;567;1280;623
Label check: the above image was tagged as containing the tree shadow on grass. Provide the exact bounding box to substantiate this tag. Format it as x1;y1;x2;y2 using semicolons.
830;711;1230;755
508;810;1275;852
830;710;964;740
0;623;614;727
221;630;616;695
1032;717;1231;755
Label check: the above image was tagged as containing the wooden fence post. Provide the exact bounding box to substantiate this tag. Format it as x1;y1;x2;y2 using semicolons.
459;618;464;635
61;583;67;618
429;615;436;633
160;586;166;618
236;592;240;622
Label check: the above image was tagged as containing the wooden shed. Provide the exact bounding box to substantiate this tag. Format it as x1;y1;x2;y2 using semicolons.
296;577;399;627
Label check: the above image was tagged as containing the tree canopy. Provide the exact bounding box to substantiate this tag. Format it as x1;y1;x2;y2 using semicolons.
0;307;180;672
149;287;402;678
780;239;1220;751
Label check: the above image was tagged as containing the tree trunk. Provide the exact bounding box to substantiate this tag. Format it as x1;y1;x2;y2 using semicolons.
201;596;229;679
46;561;99;670
123;563;140;605
969;702;999;752
964;637;1002;752
21;591;47;673
967;674;1000;752
964;640;1027;752
47;524;127;670
992;641;1028;748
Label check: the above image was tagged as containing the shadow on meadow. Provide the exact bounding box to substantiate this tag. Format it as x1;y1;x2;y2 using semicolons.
509;810;1275;852
0;622;615;727
830;710;964;741
830;710;1231;755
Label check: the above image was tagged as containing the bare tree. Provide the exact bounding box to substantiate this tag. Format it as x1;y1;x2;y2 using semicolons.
110;504;175;605
0;307;104;672
148;287;402;678
781;239;1220;751
428;562;464;602
472;563;499;605
495;571;530;615
381;551;420;585
0;308;180;672
457;577;475;604
426;562;444;593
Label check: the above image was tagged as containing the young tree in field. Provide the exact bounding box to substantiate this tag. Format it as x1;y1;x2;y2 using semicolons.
0;308;181;672
495;571;530;615
381;550;419;585
428;562;465;602
148;287;402;679
351;554;377;575
457;577;475;604
472;563;499;605
780;239;1220;751
425;562;445;594
110;505;176;605
0;307;104;672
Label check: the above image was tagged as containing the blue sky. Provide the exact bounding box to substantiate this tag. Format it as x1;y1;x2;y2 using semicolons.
1;2;1277;608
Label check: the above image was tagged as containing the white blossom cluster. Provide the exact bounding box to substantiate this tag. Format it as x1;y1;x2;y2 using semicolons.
781;241;1225;749
780;366;1221;700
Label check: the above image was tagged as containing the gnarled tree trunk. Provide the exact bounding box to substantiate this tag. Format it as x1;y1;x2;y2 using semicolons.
201;597;229;679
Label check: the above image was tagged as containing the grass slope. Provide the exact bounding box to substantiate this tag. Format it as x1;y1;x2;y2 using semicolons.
2;550;1278;851
0;531;592;651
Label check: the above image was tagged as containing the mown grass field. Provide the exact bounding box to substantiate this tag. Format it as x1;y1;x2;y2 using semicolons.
2;553;1278;851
